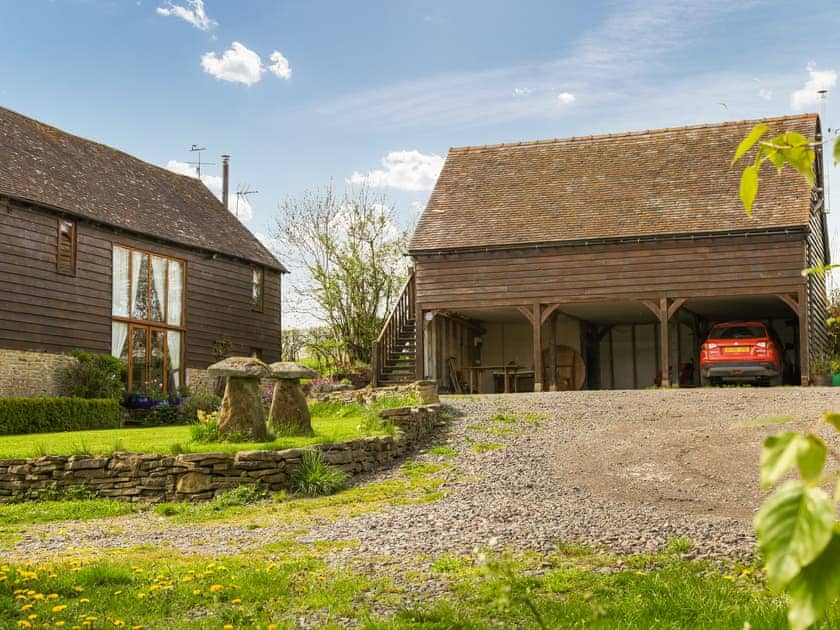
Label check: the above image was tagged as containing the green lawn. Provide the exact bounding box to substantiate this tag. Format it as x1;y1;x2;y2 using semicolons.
0;401;389;459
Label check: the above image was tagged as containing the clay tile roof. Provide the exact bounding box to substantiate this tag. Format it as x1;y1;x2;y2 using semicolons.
0;106;285;271
409;114;819;254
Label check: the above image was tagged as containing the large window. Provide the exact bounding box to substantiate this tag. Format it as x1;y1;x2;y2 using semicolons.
111;245;185;393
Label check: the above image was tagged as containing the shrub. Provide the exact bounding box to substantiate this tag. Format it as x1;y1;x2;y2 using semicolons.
60;350;126;399
290;449;349;496
178;387;221;423
0;398;120;435
190;410;220;443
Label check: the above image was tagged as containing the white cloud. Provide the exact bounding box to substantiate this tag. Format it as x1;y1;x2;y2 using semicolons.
267;51;292;80
791;62;837;110
165;159;252;221
557;92;576;104
201;42;264;86
513;87;534;96
758;88;773;101
200;42;293;86
156;0;216;31
347;151;444;191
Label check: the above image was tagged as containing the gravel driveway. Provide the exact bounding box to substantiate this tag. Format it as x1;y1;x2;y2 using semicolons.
6;388;840;565
306;388;840;561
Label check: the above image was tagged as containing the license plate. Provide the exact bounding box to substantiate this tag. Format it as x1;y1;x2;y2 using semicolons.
724;346;751;353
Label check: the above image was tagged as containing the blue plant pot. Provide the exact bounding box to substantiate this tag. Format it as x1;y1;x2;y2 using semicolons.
127;395;154;409
151;399;170;408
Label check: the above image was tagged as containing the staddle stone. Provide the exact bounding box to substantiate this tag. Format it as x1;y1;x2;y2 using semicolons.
267;362;317;436
207;357;269;440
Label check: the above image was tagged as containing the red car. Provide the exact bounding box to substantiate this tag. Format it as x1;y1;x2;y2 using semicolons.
699;321;784;386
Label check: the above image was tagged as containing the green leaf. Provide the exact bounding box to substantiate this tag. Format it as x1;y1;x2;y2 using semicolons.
824;412;840;432
761;146;785;172
740;165;759;216
754;481;835;591
787;532;840;630
732;124;769;165
760;432;823;490
797;435;827;483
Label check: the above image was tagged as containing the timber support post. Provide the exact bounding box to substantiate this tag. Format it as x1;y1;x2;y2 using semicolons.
533;302;543;392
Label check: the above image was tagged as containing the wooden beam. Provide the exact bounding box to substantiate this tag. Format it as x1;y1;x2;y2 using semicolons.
532;302;543;392
658;297;670;387
415;303;425;380
516;305;534;325
541;303;562;325
550;311;558;391
776;293;799;313
639;299;661;319
667;298;687;321
798;288;809;385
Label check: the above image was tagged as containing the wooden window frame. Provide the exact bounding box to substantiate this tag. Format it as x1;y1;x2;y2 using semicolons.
112;243;187;392
251;266;264;312
56;218;77;276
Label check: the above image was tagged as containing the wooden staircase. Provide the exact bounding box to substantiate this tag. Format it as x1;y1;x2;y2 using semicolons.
372;272;417;386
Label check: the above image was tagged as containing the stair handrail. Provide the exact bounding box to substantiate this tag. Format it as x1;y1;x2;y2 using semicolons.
375;270;415;345
372;270;415;386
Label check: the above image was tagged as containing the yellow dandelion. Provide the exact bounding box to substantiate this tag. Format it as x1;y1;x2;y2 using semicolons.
180;575;193;582
47;593;59;600
73;587;84;593
723;575;735;581
231;598;242;604
113;591;122;596
148;585;160;592
113;621;125;628
21;604;33;611
192;589;202;596
0;575;7;582
223;626;233;630
16;621;31;629
27;615;37;621
80;598;90;604
136;593;145;600
55;623;65;628
268;624;277;630
52;605;68;613
84;617;97;622
32;593;45;601
209;584;223;594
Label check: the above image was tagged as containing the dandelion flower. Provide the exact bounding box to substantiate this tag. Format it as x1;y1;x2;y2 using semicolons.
52;605;68;613
209;584;223;594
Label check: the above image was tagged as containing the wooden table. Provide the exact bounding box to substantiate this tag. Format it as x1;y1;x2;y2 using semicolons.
462;364;526;394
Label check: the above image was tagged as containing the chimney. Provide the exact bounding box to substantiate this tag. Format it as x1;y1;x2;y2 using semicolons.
221;154;230;209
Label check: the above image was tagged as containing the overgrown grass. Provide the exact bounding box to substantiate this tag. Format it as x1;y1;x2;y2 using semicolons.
0;400;399;458
0;497;137;525
2;544;832;628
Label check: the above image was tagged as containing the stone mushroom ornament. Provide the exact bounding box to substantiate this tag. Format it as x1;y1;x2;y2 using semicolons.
267;362;318;436
207;357;269;441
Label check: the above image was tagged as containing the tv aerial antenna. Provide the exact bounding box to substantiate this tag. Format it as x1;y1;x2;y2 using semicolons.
186;144;216;178
235;185;259;218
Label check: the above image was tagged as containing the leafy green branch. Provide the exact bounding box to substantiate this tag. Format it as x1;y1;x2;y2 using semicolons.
755;412;840;629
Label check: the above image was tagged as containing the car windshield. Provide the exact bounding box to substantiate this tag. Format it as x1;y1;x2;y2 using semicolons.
708;325;766;340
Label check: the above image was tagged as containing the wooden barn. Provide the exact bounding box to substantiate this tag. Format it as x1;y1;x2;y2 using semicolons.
372;114;829;391
0;106;285;396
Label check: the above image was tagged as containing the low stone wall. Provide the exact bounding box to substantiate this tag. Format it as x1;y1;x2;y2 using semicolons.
0;350;76;398
0;404;441;503
315;380;439;405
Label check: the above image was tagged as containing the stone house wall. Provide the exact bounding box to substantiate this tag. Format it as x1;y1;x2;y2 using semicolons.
0;350;76;398
0;404;441;503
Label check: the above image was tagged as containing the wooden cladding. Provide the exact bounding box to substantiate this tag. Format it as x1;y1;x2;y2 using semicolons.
414;233;809;310
56;218;76;276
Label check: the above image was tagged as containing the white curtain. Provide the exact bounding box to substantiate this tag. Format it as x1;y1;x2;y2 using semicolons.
167;330;182;390
112;247;129;317
167;260;183;326
151;256;166;322
111;321;129;359
131;251;144;318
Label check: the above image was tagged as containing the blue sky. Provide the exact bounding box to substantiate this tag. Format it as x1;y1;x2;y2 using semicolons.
2;1;840;260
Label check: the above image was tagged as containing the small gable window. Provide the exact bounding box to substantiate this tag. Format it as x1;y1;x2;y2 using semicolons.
57;218;76;275
251;267;264;312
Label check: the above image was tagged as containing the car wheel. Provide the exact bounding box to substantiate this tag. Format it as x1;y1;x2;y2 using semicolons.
768;375;782;387
700;374;713;387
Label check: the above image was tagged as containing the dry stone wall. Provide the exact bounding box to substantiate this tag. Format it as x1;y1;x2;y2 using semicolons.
0;404;441;503
0;350;75;398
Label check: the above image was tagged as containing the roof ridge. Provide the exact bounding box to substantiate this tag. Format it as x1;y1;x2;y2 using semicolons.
0;105;210;188
448;113;818;153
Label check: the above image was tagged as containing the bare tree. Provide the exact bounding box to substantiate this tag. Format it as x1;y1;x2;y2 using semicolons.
274;183;408;364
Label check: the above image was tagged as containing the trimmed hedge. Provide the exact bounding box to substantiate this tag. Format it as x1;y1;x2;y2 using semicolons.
0;398;121;435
